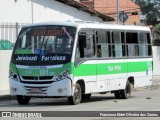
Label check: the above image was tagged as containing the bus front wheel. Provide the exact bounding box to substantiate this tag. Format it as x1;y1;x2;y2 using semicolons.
17;95;31;105
68;83;81;105
82;94;91;99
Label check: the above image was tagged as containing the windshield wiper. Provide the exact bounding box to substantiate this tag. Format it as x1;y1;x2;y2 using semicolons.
26;38;43;49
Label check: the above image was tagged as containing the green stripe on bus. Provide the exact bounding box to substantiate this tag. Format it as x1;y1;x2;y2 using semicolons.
74;61;152;76
10;62;73;76
74;64;97;76
10;61;152;77
128;62;148;72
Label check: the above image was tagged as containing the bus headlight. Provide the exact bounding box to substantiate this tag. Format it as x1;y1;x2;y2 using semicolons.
9;68;19;81
54;69;69;81
58;74;63;80
63;72;68;77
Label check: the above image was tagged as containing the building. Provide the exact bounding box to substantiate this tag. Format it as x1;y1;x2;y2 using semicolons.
0;0;114;23
80;0;141;25
0;0;114;45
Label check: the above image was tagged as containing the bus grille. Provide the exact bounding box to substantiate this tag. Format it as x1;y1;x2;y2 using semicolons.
22;76;54;80
21;76;54;84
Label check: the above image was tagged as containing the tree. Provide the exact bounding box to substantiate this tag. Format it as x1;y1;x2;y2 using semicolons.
133;0;160;25
152;23;160;46
154;23;160;31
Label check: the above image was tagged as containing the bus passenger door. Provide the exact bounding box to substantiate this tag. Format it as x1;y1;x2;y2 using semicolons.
74;30;97;93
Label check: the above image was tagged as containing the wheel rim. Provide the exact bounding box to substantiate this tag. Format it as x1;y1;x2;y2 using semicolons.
74;86;81;102
126;83;131;97
74;88;80;100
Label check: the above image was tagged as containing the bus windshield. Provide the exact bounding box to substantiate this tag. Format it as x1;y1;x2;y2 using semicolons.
12;25;76;65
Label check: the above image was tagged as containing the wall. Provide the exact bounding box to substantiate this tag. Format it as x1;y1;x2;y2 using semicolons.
0;50;12;95
0;0;103;23
153;46;160;76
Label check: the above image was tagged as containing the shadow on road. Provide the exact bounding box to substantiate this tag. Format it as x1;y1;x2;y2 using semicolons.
21;95;136;107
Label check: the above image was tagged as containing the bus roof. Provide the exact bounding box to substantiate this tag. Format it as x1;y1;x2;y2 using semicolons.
24;21;150;32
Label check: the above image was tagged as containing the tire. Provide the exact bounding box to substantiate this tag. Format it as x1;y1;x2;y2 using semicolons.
121;81;131;99
114;91;121;99
82;94;91;99
17;95;31;105
68;83;81;105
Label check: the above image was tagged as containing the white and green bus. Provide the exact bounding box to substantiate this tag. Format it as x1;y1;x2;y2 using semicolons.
9;22;153;105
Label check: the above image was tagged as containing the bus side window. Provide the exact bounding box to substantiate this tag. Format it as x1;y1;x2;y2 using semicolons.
76;34;85;58
96;30;111;58
147;33;152;56
139;32;151;57
84;34;95;58
121;32;126;57
76;31;95;58
126;32;139;57
112;31;122;58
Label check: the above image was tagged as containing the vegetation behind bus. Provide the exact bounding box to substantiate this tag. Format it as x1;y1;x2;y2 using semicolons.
152;23;160;46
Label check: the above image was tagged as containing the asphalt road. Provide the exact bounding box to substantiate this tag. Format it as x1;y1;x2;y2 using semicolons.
0;86;160;120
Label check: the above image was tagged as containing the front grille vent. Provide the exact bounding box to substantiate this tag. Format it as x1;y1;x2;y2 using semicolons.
22;76;54;80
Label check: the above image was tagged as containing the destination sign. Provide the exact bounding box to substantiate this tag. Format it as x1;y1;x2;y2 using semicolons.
33;29;65;36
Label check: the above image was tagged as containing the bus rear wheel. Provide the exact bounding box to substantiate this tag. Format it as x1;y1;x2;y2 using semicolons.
121;81;131;99
17;95;31;105
114;91;121;99
114;81;131;99
68;83;81;105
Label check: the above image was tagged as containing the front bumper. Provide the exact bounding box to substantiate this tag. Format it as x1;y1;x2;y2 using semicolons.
9;78;72;97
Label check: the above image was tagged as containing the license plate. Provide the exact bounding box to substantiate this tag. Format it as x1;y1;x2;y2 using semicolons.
30;89;42;93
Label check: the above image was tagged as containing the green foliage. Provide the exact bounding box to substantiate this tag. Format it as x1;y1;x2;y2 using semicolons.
133;0;160;25
152;23;160;46
154;23;160;30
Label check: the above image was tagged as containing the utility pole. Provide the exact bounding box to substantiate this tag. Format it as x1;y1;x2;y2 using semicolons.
116;0;119;23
